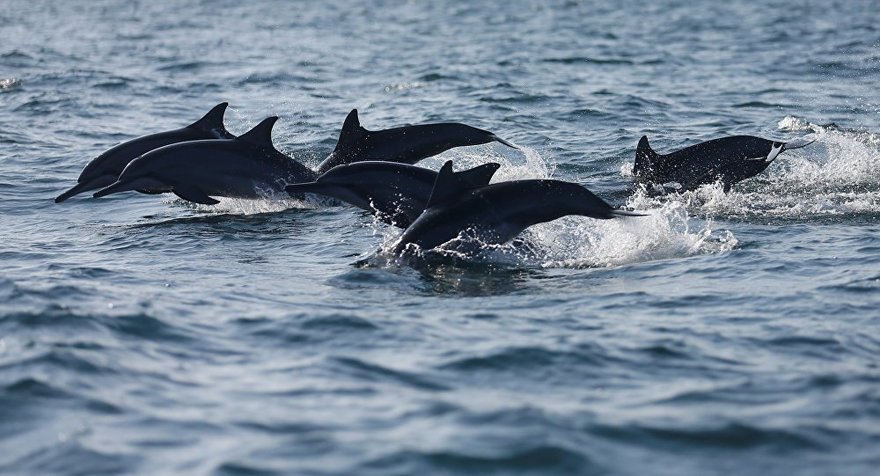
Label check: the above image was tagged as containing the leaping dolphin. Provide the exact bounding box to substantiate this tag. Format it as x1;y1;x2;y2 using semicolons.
392;161;638;255
92;117;315;205
633;135;815;194
55;102;234;203
315;109;518;174
285;161;501;228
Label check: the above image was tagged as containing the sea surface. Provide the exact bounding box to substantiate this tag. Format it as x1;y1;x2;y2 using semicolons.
2;0;879;474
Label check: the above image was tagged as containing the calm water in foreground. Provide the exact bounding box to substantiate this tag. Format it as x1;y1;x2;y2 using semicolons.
2;1;879;474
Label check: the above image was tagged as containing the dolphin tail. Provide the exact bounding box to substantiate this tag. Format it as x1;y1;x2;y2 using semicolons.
634;136;660;176
93;180;137;198
55;175;116;203
454;162;501;189
491;135;519;150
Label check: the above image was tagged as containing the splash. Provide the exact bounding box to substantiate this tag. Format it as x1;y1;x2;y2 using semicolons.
377;144;735;269
523;203;736;268
416;141;554;182
162;190;312;216
0;78;22;90
624;117;880;219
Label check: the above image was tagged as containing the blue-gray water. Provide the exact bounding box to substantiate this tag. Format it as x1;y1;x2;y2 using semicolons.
2;0;879;474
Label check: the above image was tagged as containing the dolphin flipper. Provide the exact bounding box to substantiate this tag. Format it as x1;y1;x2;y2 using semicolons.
173;185;219;205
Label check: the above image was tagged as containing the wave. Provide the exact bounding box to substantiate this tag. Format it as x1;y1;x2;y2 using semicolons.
622;116;880;220
378;144;736;269
0;78;22;91
163;194;311;216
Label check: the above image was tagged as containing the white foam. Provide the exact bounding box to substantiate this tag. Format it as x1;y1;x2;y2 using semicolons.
624;117;880;218
379;144;736;269
522;202;736;268
416;141;554;181
163;192;312;216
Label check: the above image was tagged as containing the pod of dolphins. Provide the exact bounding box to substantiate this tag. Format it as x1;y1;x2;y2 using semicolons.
56;103;815;256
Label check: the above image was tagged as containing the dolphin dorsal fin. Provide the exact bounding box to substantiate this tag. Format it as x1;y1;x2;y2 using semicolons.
637;136;659;160
454;162;501;189
238;116;278;147
336;109;369;149
635;135;661;171
426;161;472;208
188;102;228;132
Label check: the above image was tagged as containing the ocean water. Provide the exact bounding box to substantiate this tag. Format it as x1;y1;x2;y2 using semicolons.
2;0;879;474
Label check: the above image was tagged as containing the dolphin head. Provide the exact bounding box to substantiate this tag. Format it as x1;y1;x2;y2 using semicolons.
92;174;172;198
92;153;172;198
92;179;139;198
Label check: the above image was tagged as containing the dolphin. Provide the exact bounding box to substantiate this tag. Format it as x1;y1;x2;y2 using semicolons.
315;109;518;174
92;117;316;205
633;134;816;193
392;161;638;255
285;161;501;228
55;102;234;203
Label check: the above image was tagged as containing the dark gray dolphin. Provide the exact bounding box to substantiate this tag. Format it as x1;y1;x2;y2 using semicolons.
392;161;638;254
315;109;518;174
55;102;234;203
92;117;316;205
285;161;501;228
633;134;815;193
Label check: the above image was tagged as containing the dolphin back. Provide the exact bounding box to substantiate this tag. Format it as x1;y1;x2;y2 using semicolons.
318;109;517;174
56;103;235;203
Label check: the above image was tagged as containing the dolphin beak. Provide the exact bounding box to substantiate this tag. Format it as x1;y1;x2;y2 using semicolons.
56;181;96;203
492;135;519;150
93;180;134;198
784;134;818;150
55;175;118;203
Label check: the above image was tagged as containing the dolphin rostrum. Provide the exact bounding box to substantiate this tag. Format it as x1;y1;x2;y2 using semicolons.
315;109;518;174
55;102;234;202
92;117;316;205
633;134;816;193
392;161;638;255
285;161;501;228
